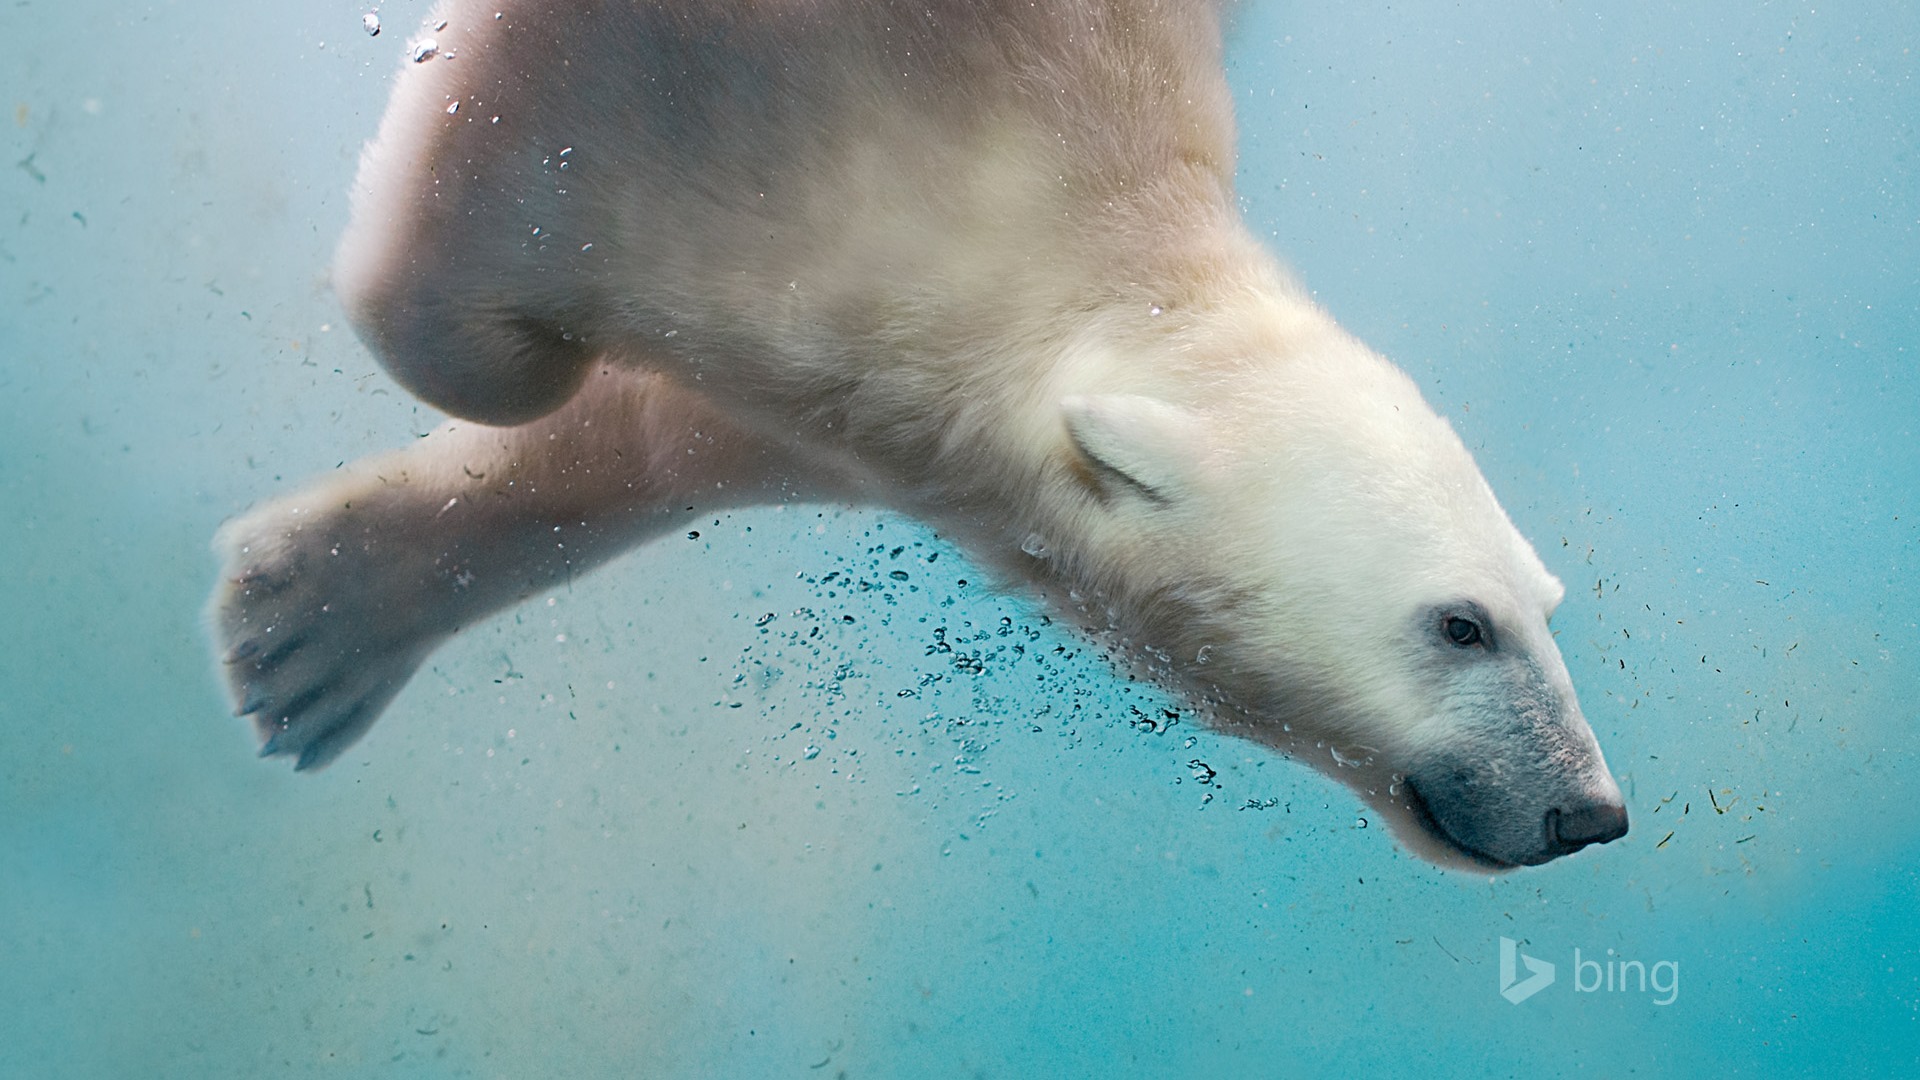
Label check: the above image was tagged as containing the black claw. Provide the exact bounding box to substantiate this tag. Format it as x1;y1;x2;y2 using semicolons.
224;638;262;664
275;683;327;723
235;692;270;718
289;699;377;773
229;566;293;597
251;632;309;673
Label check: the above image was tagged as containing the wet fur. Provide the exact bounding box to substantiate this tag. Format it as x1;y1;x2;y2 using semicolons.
211;0;1626;869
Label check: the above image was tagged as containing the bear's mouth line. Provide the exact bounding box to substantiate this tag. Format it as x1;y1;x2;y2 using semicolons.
1399;780;1522;871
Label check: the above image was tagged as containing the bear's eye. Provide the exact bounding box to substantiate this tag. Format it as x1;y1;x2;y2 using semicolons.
1443;616;1484;648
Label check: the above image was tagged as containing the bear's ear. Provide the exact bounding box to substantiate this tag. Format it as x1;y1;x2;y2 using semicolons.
1060;395;1208;505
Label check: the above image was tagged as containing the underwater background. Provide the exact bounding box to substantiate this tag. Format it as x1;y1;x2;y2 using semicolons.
2;0;1914;1075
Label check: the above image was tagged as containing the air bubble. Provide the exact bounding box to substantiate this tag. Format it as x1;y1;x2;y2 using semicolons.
410;38;439;62
1330;745;1377;768
362;12;381;36
1020;533;1050;558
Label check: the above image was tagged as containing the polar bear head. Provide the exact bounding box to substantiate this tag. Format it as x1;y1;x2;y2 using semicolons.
1054;312;1628;871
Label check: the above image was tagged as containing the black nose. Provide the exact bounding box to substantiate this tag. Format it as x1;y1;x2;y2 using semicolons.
1545;799;1630;856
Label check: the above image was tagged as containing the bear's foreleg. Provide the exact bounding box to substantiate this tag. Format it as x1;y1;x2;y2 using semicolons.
209;365;823;769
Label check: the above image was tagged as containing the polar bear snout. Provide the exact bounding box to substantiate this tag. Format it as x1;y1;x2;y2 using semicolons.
1405;752;1628;869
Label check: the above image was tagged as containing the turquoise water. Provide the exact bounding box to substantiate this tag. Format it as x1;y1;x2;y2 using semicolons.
2;1;1914;1076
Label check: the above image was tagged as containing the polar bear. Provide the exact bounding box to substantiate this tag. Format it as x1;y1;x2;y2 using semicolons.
210;0;1628;870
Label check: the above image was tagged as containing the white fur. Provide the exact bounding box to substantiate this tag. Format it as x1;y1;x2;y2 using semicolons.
211;0;1625;869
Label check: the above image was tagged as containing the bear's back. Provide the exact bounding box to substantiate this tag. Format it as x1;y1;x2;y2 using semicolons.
334;0;1237;427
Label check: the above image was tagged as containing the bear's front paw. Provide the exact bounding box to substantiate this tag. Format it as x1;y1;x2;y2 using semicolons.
209;493;443;770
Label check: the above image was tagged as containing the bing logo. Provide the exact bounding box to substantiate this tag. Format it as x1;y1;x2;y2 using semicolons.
1497;937;1681;1006
1499;936;1555;1003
